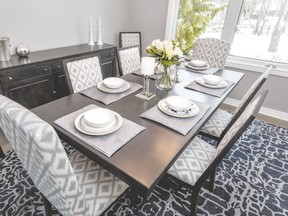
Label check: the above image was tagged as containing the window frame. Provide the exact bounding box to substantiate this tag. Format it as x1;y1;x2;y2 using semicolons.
165;0;288;77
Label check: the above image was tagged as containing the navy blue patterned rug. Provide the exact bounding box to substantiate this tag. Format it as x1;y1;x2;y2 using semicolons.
1;120;288;216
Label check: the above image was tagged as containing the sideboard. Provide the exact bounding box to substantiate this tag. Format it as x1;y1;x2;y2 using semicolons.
0;43;117;109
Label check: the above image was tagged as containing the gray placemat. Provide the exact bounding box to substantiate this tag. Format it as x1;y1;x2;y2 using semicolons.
185;79;235;98
140;101;211;135
54;104;145;157
80;82;143;105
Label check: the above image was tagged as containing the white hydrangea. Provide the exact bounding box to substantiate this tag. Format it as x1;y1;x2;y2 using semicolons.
174;47;183;58
163;40;173;51
152;39;164;51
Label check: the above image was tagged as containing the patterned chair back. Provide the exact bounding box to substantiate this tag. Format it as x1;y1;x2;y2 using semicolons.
63;55;103;94
191;38;230;68
119;32;141;50
117;45;141;76
0;95;89;216
210;90;268;162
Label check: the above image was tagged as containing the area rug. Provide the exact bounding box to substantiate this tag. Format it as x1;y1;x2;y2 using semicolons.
0;120;287;216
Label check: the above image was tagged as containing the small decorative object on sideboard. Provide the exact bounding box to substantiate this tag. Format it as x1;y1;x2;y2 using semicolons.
15;44;30;57
0;37;11;61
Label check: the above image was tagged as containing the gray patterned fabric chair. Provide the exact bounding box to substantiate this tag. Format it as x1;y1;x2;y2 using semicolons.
0;95;128;216
117;45;141;76
119;32;141;52
168;90;268;216
63;54;103;94
200;66;272;142
191;38;230;68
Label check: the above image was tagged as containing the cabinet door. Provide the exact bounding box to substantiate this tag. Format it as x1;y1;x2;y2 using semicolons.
53;73;69;99
100;49;117;78
2;75;55;109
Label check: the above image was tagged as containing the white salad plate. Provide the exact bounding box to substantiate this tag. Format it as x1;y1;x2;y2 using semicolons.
185;62;209;71
158;99;199;118
74;111;123;135
103;77;125;89
97;80;130;93
196;77;228;89
165;96;194;112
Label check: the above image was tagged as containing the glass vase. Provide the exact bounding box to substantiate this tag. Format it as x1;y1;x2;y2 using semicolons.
155;65;176;91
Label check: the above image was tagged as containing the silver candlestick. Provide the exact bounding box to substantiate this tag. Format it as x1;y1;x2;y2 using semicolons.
97;30;103;45
88;30;95;46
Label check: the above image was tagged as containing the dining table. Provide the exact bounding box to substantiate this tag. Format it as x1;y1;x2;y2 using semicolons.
31;68;244;200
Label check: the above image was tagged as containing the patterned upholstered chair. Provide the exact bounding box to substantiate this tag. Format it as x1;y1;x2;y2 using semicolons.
63;54;103;94
200;66;272;142
119;32;141;52
191;38;230;68
168;90;268;216
117;45;141;76
0;95;128;216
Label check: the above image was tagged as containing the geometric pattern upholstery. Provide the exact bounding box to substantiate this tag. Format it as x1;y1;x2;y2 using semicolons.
120;32;141;48
66;56;103;93
168;137;216;186
200;109;233;138
0;95;128;216
191;38;230;68
118;46;141;75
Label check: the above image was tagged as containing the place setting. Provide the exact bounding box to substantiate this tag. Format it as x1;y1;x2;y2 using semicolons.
185;74;235;97
80;77;143;105
140;95;211;135
181;59;220;74
54;104;145;157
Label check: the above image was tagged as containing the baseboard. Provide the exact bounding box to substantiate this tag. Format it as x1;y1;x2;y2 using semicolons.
223;97;288;122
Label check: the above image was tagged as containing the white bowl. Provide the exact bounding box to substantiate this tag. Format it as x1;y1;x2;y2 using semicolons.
83;108;114;128
202;75;223;85
189;60;207;67
103;77;124;89
165;96;193;112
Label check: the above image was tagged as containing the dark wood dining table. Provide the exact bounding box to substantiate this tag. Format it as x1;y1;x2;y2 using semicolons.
31;68;244;196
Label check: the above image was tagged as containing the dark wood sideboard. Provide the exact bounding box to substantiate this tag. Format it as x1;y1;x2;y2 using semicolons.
0;43;117;109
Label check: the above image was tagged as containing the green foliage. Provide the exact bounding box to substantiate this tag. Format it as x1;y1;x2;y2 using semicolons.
176;0;226;54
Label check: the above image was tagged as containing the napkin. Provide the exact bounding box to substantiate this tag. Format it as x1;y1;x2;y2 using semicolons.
54;104;145;157
140;101;211;135
80;81;143;105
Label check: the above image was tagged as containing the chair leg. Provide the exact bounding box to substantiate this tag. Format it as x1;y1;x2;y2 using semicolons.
0;146;5;158
190;187;201;216
43;195;52;216
209;169;216;192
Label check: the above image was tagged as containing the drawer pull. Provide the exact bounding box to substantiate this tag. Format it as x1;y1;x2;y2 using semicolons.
57;65;61;68
8;76;13;80
52;90;57;94
43;68;48;71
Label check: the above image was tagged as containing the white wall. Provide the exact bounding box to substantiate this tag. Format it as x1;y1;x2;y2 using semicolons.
0;0;130;52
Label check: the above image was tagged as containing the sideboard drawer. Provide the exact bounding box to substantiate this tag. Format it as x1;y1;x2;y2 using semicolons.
100;49;115;61
51;62;64;72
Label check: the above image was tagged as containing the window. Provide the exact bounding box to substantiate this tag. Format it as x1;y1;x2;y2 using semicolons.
166;0;288;74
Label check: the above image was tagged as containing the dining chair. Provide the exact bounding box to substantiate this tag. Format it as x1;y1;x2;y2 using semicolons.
191;38;230;68
117;45;141;76
168;90;268;216
200;66;272;142
119;32;141;51
0;144;4;158
0;94;129;216
63;54;103;94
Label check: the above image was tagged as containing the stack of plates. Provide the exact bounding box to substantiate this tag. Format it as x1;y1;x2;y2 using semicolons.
74;108;123;135
196;75;228;89
186;60;209;71
98;77;130;93
158;96;199;118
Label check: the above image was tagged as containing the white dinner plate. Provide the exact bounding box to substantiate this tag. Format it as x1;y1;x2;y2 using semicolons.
195;77;228;89
97;80;130;93
158;99;200;118
185;62;209;71
74;111;123;135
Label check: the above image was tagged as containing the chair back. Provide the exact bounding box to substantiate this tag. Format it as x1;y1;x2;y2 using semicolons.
0;95;88;216
191;38;230;68
117;45;141;76
221;66;272;139
63;54;103;94
119;32;141;51
196;90;268;186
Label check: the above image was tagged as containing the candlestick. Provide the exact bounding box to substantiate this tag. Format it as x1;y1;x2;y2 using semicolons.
88;17;95;45
97;16;103;45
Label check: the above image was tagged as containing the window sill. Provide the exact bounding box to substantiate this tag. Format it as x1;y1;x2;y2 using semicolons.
226;55;288;78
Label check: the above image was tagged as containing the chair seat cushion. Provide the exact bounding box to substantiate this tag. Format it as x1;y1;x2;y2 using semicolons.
168;137;216;186
69;151;128;215
201;109;233;138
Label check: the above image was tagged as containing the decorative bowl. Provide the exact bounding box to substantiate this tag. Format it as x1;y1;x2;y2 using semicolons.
202;75;223;85
103;77;124;89
83;108;114;128
165;96;193;112
189;60;207;67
